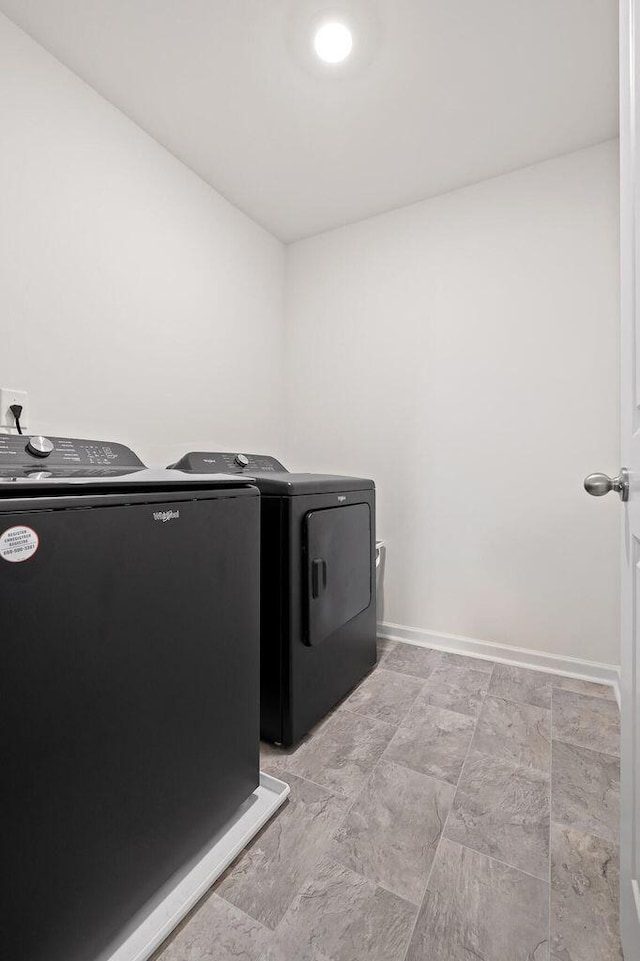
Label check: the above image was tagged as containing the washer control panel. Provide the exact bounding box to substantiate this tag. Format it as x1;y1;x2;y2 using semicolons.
0;435;145;477
172;452;287;474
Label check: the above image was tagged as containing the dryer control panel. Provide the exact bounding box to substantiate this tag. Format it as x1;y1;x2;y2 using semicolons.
0;435;145;478
171;452;287;474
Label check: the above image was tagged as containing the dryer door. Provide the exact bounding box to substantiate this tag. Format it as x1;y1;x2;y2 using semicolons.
303;502;372;646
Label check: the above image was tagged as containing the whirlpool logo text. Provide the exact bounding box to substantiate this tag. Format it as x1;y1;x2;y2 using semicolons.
153;510;180;522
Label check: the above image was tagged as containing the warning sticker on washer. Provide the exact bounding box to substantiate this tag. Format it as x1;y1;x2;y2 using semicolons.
0;526;39;563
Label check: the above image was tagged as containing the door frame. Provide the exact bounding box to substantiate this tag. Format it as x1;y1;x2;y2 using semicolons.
620;0;640;954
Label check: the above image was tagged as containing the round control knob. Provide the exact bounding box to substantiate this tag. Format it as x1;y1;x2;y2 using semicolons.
235;454;250;469
26;436;54;458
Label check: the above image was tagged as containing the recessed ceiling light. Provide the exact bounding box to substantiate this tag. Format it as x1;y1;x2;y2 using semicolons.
314;21;353;64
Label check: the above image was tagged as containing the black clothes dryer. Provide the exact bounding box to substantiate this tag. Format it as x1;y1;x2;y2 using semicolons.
171;451;377;746
0;435;260;961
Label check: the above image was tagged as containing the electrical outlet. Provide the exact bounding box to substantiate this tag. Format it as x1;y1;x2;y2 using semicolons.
0;388;29;434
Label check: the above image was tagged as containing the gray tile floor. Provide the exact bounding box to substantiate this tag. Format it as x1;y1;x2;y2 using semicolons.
156;639;622;961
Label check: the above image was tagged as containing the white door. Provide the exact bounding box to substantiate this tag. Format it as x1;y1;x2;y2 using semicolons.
612;1;640;953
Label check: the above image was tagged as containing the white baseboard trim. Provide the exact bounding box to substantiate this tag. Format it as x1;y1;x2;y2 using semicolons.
377;620;621;705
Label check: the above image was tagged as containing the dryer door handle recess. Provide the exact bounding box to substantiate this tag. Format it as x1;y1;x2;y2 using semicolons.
311;558;327;598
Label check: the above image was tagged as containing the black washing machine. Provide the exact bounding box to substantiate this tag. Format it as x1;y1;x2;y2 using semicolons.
1;435;260;961
171;451;377;746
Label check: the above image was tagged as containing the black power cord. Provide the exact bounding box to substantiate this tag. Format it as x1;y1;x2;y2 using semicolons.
9;404;23;435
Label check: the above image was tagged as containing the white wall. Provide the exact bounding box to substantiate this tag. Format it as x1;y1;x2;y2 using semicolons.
285;142;620;666
0;14;285;467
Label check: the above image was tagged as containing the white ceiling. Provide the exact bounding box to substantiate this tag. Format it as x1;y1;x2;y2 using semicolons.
0;0;618;242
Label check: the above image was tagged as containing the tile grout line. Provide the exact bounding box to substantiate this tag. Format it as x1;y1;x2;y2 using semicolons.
424;671;553;890
268;731;420;935
434;827;550;887
267;654;554;919
469;688;553;712
328;675;434;836
551;734;620;761
552;685;619;705
260;678;433;935
548;671;620;905
448;742;550;780
156;885;273;958
398;660;497;961
312;667;449;931
547;817;620;848
381;664;493;683
242;759;373;940
340;677;429;728
342;673;489;792
549;686;622;959
340;693;486;727
252;667;422;959
265;765;355;804
452;661;495;790
327;659;497;900
264;667;430;821
449;839;554;887
371;664;547;792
